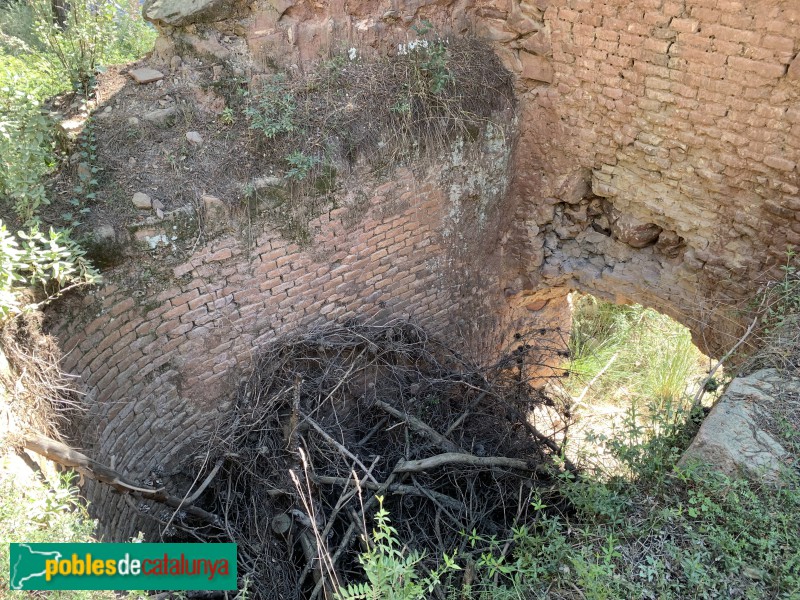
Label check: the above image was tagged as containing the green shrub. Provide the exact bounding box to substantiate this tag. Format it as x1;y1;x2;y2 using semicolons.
245;74;297;139
285;150;320;181
336;497;459;600
1;0;156;95
0;220;100;319
0;467;105;599
0;88;56;223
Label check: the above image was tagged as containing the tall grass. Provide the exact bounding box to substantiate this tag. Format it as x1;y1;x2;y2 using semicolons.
565;295;706;413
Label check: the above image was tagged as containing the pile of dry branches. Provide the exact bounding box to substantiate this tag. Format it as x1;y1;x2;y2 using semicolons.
173;322;571;598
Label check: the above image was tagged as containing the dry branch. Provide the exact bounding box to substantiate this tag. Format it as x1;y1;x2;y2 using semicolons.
22;433;221;526
171;321;567;598
312;474;463;511
395;452;537;474
374;398;463;454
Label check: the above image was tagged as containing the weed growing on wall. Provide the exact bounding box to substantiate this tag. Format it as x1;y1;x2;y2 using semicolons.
242;32;511;180
745;249;800;372
239;31;512;242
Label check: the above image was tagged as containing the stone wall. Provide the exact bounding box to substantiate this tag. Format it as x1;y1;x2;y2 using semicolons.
50;134;562;540
499;0;800;354
143;0;800;351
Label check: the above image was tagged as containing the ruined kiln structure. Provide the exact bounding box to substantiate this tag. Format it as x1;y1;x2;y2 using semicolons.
48;0;800;539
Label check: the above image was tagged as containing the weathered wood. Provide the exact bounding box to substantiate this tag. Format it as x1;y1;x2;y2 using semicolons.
374;399;464;454
312;474;463;511
22;433;221;526
395;452;536;474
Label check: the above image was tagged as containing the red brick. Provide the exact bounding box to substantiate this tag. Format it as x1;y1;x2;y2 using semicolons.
727;55;786;78
188;292;215;310
764;156;796;172
170;288;199;307
109;297;135;318
703;24;761;46
762;34;794;53
670;18;699;33
179;306;209;324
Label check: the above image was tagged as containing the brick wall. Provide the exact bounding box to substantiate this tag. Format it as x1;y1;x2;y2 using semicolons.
49;147;552;540
48;0;800;536
493;0;800;353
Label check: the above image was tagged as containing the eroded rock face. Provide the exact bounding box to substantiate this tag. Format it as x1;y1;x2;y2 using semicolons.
680;369;797;483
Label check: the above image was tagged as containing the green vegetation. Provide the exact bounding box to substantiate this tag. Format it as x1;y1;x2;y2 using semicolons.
0;466;107;598
241;26;511;188
0;0;154;316
0;463;149;599
0;0;156;96
0;221;99;319
747;248;800;373
565;296;706;413
62;123;100;228
0;88;56;223
336;498;460;600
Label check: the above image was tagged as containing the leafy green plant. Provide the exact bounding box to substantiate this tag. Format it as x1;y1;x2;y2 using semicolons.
0;220;100;319
27;0;117;93
219;107;235;125
245;75;296;139
62;123;100;228
284;150;320;181
0;87;56;223
336;497;459;600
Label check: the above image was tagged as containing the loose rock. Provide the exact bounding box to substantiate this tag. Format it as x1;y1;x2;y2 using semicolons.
143;107;176;126
93;224;116;242
186;131;204;146
680;368;796;483
202;194;228;232
128;67;165;84
132;192;152;209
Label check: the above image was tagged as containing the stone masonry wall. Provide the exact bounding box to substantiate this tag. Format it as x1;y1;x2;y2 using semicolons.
142;0;800;350
500;0;800;353
46;0;800;537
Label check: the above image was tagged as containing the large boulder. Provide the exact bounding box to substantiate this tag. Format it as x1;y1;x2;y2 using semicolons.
680;369;797;483
143;0;239;27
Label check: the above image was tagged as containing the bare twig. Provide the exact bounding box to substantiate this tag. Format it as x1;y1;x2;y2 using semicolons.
395;452;536;474
692;311;761;407
374;398;464;454
312;474;463;511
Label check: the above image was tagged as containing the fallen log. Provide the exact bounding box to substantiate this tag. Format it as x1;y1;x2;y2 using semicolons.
21;433;221;526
